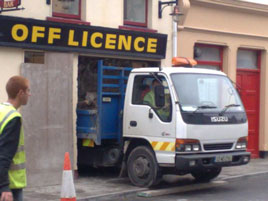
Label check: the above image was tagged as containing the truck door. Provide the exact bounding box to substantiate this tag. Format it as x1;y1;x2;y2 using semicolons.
124;74;176;164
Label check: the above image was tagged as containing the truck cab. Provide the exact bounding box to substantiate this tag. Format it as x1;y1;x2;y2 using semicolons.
123;67;250;187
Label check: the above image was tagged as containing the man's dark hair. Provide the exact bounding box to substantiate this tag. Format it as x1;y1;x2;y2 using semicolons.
6;76;29;99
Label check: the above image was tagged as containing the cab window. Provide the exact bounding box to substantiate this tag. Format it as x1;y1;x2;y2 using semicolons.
132;75;172;122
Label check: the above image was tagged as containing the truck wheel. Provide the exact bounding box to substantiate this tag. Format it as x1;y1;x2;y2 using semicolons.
127;146;161;187
191;167;222;182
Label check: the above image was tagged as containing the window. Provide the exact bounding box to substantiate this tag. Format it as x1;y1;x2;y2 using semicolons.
124;0;148;27
237;49;260;70
52;0;81;19
171;73;243;112
194;44;223;71
24;51;45;64
132;75;172;122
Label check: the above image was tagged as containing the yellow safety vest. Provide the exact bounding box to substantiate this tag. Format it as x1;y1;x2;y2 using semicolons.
0;103;27;189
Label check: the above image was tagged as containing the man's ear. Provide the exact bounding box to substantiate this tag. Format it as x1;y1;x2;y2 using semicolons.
17;89;24;97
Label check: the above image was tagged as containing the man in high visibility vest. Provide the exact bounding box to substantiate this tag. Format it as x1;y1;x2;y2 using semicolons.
0;76;31;201
143;79;171;122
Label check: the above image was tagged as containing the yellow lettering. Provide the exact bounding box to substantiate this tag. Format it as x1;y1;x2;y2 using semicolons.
48;28;61;44
91;32;103;48
118;35;132;51
11;24;28;42
105;34;117;49
147;38;157;53
32;26;45;43
82;31;88;47
134;37;145;52
68;30;79;46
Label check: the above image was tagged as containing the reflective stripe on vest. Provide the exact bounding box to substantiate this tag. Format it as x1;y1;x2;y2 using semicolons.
0;110;16;131
0;104;27;189
10;163;26;170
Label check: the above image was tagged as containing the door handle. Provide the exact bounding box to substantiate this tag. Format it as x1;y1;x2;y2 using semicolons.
130;121;137;127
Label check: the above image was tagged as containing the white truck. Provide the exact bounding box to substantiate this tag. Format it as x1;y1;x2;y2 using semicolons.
77;60;250;187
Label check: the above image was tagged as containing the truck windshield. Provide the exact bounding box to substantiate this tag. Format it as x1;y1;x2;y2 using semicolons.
171;73;244;113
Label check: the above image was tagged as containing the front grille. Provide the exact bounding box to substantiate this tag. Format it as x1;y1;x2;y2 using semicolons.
203;143;233;151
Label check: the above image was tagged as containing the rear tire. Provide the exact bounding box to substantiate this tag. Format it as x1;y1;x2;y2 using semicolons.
191;167;222;182
127;146;161;187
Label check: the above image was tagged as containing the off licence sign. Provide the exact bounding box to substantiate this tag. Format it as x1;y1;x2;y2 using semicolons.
0;15;167;59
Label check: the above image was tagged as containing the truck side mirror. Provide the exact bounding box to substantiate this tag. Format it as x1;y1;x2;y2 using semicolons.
154;85;165;108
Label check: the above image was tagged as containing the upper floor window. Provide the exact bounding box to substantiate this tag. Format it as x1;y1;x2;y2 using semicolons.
124;0;148;27
52;0;81;19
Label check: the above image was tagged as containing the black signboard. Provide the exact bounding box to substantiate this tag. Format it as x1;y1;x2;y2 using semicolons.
0;15;167;59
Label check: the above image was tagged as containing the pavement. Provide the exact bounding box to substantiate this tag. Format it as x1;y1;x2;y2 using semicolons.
24;158;268;201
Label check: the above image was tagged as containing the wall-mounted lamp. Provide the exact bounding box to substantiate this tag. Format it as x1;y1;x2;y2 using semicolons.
158;0;177;18
169;5;183;23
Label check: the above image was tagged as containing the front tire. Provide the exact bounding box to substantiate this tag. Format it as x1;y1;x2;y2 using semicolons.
127;146;161;187
191;167;222;182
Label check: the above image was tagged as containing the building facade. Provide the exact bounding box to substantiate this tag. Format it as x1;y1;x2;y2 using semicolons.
178;0;268;158
0;0;173;187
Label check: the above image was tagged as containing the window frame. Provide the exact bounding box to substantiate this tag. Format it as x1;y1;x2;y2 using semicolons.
124;0;148;27
194;44;223;71
52;0;82;20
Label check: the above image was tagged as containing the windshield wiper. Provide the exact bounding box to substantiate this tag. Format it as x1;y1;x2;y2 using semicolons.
219;104;240;116
194;105;217;113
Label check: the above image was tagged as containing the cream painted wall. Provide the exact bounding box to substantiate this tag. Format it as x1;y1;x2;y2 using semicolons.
188;1;268;36
0;47;24;102
86;0;123;28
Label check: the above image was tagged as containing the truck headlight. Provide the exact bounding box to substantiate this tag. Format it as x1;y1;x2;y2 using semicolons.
235;136;248;150
176;139;201;152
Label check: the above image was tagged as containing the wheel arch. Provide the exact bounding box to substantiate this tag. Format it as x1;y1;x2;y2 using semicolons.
124;137;155;163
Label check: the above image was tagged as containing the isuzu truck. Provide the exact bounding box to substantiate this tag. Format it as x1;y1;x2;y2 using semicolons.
77;60;250;187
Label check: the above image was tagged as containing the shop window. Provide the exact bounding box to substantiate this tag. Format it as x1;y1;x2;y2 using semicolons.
24;51;45;64
124;0;148;27
237;49;259;70
194;44;223;71
52;0;81;19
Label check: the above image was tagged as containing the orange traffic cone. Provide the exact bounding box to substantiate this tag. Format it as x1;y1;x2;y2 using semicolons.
60;152;76;201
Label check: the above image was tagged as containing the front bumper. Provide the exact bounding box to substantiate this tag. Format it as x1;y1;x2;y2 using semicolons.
175;151;251;173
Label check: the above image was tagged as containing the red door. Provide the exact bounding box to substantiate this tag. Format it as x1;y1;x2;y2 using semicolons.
236;69;260;158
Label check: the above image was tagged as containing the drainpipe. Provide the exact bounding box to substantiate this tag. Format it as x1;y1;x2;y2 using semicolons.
172;20;177;57
172;0;178;58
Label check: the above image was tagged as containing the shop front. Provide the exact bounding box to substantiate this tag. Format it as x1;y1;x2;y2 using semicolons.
0;15;168;186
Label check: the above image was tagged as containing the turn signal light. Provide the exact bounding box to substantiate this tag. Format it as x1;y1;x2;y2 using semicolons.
235;136;248;149
176;139;201;152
